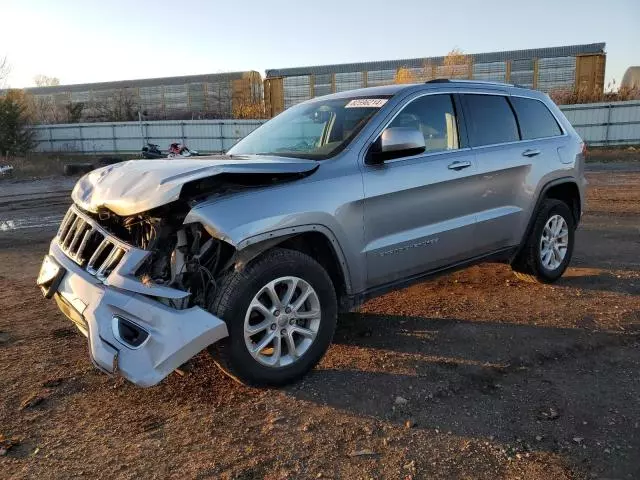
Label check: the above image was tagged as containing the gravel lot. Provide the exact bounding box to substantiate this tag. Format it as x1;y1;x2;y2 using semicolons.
1;162;638;479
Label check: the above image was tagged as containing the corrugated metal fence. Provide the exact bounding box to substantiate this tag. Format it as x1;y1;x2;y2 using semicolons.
32;120;266;154
560;100;640;147
31;100;640;154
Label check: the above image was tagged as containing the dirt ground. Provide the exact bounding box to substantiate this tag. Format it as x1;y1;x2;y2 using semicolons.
1;162;639;479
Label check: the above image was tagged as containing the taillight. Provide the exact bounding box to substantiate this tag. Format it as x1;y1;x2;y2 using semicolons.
580;142;587;156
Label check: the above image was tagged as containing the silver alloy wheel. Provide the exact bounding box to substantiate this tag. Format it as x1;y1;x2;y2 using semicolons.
539;214;569;270
243;276;321;368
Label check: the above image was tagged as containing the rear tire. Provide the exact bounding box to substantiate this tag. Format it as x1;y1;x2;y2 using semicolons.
512;199;575;283
208;248;337;386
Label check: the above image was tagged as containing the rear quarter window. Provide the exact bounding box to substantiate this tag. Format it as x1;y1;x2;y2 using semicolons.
462;94;519;147
510;96;563;140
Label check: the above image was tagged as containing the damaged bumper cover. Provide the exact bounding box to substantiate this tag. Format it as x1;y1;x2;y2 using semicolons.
45;235;228;388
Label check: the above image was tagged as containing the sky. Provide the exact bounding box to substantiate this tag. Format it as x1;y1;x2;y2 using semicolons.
1;0;638;88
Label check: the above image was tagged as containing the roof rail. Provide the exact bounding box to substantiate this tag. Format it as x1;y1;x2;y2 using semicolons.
425;79;531;89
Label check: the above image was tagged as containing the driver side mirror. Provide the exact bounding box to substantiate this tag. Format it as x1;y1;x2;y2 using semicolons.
366;127;426;164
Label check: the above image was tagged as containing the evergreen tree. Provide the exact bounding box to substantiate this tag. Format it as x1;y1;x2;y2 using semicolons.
0;90;36;157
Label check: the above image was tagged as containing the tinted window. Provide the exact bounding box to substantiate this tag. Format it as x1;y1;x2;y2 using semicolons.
463;94;519;147
511;96;562;139
388;94;459;153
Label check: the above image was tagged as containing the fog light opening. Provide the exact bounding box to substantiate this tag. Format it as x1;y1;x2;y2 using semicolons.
112;316;149;349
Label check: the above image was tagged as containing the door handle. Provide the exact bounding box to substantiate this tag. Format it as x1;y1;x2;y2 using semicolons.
522;149;541;157
448;160;472;171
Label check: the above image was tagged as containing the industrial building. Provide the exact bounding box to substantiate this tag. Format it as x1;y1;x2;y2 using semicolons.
19;43;606;122
24;71;263;122
264;43;606;116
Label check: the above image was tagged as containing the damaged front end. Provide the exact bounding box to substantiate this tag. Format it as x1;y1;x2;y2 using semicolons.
40;156;319;386
43;203;233;387
94;202;235;311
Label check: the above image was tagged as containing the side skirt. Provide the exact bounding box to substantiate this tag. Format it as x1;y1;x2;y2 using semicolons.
341;246;517;312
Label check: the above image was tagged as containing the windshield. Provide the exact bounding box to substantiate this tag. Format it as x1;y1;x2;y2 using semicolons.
227;96;391;159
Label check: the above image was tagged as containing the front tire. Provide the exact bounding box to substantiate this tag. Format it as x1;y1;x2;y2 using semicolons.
209;248;337;386
512;199;575;283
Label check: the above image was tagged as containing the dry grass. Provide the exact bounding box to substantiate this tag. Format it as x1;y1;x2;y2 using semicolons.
550;80;640;105
586;146;640;163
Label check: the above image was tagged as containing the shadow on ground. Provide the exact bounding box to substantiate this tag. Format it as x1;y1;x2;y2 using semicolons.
287;312;640;478
554;267;640;296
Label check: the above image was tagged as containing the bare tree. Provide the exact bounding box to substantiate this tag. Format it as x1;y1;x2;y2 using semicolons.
31;95;56;123
65;102;84;123
394;67;417;84
232;99;267;119
0;56;10;88
394;49;472;85
90;89;138;121
440;48;472;79
33;74;61;87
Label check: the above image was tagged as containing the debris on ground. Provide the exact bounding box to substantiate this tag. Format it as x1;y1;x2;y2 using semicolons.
0;434;20;456
19;391;51;410
537;407;560;421
403;460;416;470
349;449;377;457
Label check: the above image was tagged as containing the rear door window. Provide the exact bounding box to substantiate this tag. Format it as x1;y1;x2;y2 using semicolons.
510;96;563;139
462;94;519;147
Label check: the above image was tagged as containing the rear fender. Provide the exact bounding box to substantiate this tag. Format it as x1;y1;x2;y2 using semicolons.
513;177;579;260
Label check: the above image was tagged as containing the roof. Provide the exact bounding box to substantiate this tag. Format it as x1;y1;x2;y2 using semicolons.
266;43;606;78
300;80;542;103
22;71;259;95
316;84;411;99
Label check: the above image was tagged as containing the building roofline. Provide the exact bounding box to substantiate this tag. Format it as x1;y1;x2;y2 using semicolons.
20;71;260;95
265;43;606;78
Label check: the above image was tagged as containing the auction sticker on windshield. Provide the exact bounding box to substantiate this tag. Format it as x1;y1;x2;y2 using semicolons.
345;99;388;108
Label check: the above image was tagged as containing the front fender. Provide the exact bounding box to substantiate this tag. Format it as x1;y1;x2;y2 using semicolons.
183;161;367;294
186;206;354;294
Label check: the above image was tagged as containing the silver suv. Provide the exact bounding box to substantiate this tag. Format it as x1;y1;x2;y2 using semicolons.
38;80;586;387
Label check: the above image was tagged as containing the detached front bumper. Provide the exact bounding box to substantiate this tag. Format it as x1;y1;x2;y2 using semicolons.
43;240;228;387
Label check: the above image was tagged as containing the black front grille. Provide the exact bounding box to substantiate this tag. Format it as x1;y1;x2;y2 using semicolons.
57;207;126;281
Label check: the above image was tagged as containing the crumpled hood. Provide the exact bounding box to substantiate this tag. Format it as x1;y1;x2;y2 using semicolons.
72;155;318;216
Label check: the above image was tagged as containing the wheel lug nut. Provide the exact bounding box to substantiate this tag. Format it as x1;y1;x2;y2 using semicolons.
289;318;295;325
274;310;280;317
271;324;276;330
280;329;286;335
285;307;292;314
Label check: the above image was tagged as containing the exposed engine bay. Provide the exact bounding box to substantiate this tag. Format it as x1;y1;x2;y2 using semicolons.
69;156;321;311
92;204;234;310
